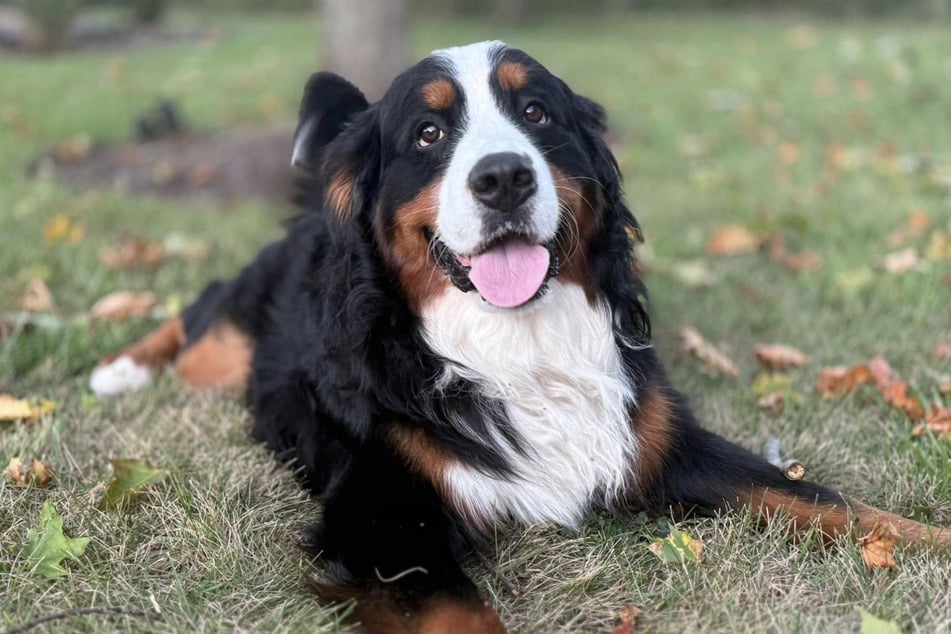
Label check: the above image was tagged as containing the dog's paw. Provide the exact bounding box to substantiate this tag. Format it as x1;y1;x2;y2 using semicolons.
89;356;152;396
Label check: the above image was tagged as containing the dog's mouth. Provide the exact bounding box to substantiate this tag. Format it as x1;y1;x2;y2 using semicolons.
429;230;560;309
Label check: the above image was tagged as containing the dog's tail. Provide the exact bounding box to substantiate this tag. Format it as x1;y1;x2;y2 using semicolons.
634;380;951;550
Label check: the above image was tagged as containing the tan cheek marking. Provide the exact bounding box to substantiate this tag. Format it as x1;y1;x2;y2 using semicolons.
326;170;355;221
497;61;528;91
422;78;456;111
548;164;599;298
631;382;674;492
381;178;450;311
103;317;186;369
174;320;253;389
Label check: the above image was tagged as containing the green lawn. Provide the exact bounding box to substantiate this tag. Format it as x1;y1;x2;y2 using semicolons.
2;9;951;633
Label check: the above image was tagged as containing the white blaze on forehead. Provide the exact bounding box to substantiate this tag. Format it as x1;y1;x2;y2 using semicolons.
432;41;560;256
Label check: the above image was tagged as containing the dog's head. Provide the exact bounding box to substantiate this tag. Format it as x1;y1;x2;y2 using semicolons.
293;40;643;319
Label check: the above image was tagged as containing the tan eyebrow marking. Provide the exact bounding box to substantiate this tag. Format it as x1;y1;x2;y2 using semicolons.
497;60;528;91
421;78;456;111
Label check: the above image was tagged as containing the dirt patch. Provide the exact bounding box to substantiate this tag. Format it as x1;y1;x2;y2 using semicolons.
38;124;299;206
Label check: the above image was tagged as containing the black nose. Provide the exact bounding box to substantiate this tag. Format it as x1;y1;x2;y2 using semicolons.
468;152;537;212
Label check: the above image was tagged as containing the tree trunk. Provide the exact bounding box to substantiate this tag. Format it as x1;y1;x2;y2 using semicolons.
320;0;409;101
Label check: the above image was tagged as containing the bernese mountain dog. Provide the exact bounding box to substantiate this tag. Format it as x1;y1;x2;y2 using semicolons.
90;41;950;633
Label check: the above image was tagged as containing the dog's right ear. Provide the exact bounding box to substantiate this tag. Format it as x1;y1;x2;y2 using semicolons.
291;72;369;171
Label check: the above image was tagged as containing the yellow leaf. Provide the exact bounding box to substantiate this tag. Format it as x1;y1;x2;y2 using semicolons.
0;394;56;422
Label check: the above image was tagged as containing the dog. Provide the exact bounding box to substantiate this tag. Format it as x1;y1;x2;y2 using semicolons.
90;41;951;633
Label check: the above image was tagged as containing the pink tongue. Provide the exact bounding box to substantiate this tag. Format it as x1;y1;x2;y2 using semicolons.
467;240;550;308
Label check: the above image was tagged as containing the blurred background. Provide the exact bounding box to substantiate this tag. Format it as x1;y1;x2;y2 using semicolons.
1;0;949;382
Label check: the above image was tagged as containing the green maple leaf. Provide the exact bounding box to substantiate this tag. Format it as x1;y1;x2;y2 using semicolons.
98;458;167;511
649;528;703;564
24;500;90;579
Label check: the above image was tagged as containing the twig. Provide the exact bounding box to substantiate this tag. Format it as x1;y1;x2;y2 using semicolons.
3;607;160;634
763;438;806;481
474;550;522;597
374;566;428;583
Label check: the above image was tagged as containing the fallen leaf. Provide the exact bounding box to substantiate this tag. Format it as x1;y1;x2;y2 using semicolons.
43;214;85;246
649;528;703;563
858;522;899;571
911;405;951;439
163;234;211;262
881;381;925;420
0;394;56;422
787;24;817;49
99;238;166;270
754;343;808;370
188;163;219;188
940;381;951;395
858;609;901;634
781;250;823;272
933;342;951;360
777;141;801;166
18;278;54;312
54;133;93;163
669;259;719;288
817;365;873;398
680;326;739;378
887;208;931;246
4;457;55;487
24;500;90;579
99;458;168;511
835;267;874;296
706;225;760;256
883;248;927;275
611;605;641;634
925;231;951;261
867;355;899;391
90;291;156;322
750;372;794;398
757;391;785;413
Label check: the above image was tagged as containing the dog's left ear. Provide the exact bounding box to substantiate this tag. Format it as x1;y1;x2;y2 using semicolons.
291;72;370;171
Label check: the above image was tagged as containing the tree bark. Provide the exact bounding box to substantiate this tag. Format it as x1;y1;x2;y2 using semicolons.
320;0;409;101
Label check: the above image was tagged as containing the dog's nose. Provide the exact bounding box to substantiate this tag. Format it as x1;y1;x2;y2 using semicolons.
468;152;537;212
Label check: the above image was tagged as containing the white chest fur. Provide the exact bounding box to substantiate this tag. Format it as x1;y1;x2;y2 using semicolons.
420;281;638;528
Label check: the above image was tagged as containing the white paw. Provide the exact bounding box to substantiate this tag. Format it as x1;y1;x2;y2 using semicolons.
89;356;153;396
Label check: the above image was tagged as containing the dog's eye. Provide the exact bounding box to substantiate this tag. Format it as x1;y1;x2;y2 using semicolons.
523;103;549;125
417;123;445;148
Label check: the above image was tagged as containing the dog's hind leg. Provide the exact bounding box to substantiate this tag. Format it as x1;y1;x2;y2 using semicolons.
632;379;951;551
90;240;286;397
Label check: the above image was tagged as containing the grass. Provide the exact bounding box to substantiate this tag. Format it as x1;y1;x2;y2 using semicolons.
2;8;951;633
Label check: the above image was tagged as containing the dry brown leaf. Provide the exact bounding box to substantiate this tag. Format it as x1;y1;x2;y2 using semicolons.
611;605;641;634
18;278;54;312
883;248;926;275
754;343;809;370
933;342;951;360
99;238;166;270
867;355;899;392
757;391;785;413
881;381;925;421
816;364;873;398
680;326;739;378
0;394;56;422
911;405;951;439
189;163;219;188
90;291;156;322
858;521;900;571
706;225;760;256
4;457;55;487
781;250;823;272
940;382;951;395
887;208;931;246
54;133;93;163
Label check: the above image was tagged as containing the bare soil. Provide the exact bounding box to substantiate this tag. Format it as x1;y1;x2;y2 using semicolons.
40;124;298;206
